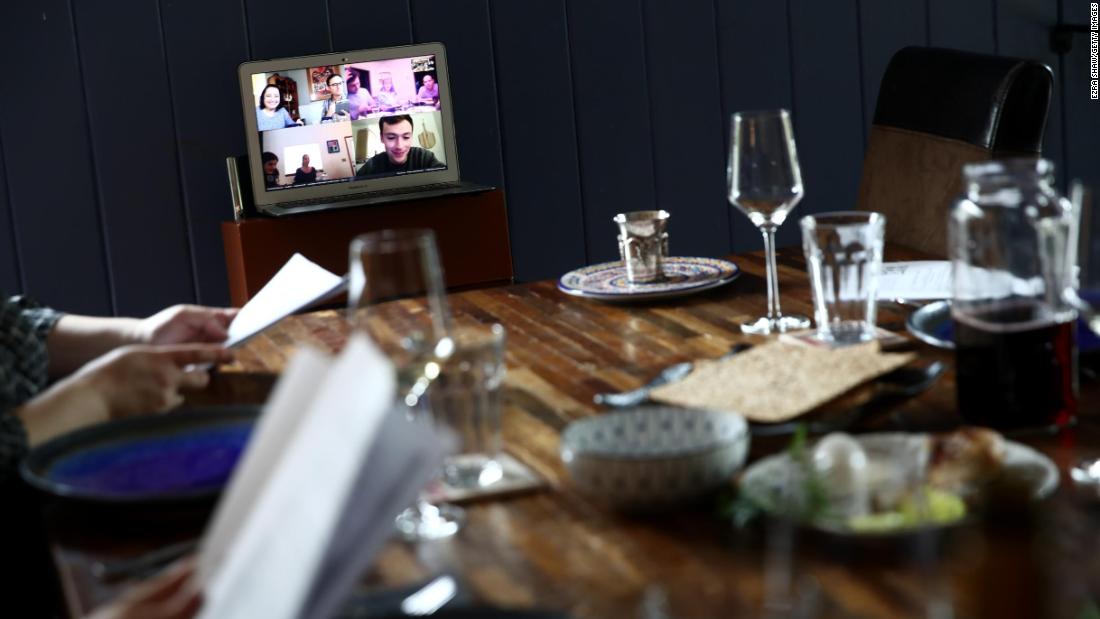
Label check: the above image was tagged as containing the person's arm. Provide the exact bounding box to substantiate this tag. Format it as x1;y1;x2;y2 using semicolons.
47;305;236;378
45;315;141;379
417;148;444;170
17;344;233;446
281;108;300;127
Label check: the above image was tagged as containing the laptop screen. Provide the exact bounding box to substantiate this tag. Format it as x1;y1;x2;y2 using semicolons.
244;49;452;199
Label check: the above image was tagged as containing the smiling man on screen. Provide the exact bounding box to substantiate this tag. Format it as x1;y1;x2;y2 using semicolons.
355;115;443;177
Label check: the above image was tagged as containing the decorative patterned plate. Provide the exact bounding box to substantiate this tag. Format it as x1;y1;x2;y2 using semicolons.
557;257;740;301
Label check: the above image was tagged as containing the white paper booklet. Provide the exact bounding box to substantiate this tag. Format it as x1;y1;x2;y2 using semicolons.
225;253;348;347
876;260;952;301
198;334;441;619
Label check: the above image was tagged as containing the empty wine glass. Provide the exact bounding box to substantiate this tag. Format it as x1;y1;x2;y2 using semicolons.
728;109;811;334
348;228;463;540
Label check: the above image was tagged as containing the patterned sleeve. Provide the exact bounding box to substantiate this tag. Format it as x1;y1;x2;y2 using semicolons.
0;296;63;483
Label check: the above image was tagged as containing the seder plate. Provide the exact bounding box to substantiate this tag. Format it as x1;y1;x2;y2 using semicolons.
557;257;740;301
739;432;1059;537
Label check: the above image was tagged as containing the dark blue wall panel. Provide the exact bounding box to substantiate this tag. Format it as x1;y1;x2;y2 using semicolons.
567;0;657;264
786;0;866;247
0;137;23;294
0;0;112;314
997;0;1066;187
72;0;196;316
0;0;1088;313
411;0;504;189
490;0;586;281
928;0;996;53
1060;0;1100;274
859;0;929;135
642;0;730;259
715;0;794;252
1060;0;1100;184
244;0;332;59
159;0;251;306
329;0;412;50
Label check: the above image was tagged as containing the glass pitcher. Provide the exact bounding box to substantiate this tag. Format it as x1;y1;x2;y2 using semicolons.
949;158;1078;430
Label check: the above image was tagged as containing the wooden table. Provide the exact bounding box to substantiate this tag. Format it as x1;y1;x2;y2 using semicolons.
48;247;1100;618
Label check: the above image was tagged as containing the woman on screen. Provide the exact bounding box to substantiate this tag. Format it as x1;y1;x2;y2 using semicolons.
293;154;317;185
374;72;399;111
256;84;302;130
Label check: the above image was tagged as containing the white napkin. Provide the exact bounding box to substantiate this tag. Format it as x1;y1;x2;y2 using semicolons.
198;334;441;619
876;261;952;300
225;253;347;347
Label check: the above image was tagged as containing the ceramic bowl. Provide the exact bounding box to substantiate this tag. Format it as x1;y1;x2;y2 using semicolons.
560;406;749;510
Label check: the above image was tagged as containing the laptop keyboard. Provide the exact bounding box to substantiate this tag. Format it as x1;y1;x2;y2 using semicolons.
285;181;467;208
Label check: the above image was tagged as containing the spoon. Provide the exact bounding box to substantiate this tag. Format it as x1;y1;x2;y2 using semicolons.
593;343;754;408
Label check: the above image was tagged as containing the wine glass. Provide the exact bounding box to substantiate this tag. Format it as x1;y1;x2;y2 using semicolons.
348;228;464;540
728;109;811;334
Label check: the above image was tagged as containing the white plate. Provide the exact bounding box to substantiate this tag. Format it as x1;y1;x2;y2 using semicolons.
557;257;740;301
739;432;1059;535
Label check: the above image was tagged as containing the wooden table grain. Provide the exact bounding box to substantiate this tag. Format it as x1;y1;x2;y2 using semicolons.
48;247;1100;619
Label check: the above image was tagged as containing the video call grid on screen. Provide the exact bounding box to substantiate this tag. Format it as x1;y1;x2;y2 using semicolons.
251;54;448;193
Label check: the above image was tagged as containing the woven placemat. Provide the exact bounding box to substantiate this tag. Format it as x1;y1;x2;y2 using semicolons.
649;341;915;423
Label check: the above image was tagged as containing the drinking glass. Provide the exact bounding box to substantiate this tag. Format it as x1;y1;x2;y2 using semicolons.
348;228;464;540
430;323;507;489
728;109;811;334
800;211;886;345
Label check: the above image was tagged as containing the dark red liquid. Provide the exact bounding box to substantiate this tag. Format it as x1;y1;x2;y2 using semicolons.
954;303;1077;429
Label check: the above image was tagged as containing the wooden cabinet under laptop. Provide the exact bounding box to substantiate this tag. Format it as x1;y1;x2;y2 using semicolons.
221;189;513;306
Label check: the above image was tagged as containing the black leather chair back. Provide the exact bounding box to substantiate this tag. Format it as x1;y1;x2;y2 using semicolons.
857;46;1053;256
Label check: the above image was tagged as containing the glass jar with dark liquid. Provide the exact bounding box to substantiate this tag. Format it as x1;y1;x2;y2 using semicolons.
950;159;1078;430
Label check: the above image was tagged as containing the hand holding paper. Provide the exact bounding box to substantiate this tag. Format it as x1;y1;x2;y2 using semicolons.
225;253;347;347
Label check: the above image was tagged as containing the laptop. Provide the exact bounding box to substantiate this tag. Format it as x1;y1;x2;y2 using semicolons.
238;43;492;217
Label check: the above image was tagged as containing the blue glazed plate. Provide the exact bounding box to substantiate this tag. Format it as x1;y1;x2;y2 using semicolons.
21;405;257;506
906;300;1100;353
558;257;740;301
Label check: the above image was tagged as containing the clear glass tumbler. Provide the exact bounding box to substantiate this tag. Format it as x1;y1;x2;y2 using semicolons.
800;211;886;345
429;323;507;489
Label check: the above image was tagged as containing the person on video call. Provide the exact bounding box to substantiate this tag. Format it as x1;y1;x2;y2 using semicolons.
345;69;376;120
256;84;302;130
416;73;439;106
355;115;442;177
319;73;350;123
262;151;282;187
374;72;399;111
293;154;317;185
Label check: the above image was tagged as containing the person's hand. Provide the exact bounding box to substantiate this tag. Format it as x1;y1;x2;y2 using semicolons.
75;344;234;418
87;558;201;619
18;344;232;445
137;305;238;346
